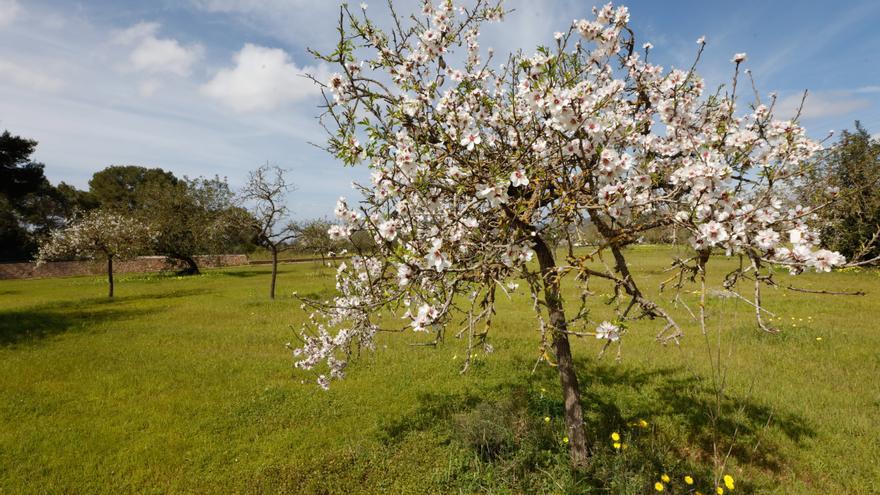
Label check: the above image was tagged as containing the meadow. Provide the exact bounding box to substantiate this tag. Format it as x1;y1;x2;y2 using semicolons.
1;246;878;494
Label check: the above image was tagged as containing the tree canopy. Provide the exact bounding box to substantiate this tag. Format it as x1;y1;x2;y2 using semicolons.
0;130;95;260
801;122;880;262
289;1;851;464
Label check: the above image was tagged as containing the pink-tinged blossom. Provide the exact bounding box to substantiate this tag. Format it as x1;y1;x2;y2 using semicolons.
810;250;845;272
460;130;482;150
510;169;529;187
477;183;509;207
396;263;412;286
328;225;351;241
378;220;399;241
425;239;451;272
754;229;780;250
699;221;730;246
596;321;621;342
411;304;438;332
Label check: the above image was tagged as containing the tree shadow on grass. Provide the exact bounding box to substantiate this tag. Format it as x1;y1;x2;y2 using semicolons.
376;358;813;492
211;270;269;278
84;288;211;305
0;288;207;346
0;305;157;346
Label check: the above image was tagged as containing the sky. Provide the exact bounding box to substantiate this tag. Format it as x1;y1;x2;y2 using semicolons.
1;0;878;219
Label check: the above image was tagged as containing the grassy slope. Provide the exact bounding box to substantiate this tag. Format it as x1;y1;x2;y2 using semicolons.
0;247;878;494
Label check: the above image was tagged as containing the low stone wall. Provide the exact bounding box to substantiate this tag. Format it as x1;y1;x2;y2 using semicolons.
0;255;249;280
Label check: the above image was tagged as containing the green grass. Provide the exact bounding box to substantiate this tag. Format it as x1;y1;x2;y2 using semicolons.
1;248;878;493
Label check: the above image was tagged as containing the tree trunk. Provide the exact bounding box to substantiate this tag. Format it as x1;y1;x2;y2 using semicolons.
270;247;278;299
107;255;114;298
175;255;201;275
533;235;589;466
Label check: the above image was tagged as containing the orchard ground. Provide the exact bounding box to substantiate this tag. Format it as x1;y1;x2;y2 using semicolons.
1;246;877;494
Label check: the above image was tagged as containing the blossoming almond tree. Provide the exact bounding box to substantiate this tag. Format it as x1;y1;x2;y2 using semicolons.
37;209;154;298
291;1;849;464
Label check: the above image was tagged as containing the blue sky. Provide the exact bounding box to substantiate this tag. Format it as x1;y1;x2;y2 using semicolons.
1;0;878;218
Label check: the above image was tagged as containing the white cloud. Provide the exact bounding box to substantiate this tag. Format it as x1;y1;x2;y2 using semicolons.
116;22;203;76
0;0;20;29
201;43;323;112
774;91;872;121
0;59;63;92
113;22;160;44
130;37;203;76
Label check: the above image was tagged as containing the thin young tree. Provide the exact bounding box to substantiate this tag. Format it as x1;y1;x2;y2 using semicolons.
36;209;154;297
291;1;852;465
241;164;299;299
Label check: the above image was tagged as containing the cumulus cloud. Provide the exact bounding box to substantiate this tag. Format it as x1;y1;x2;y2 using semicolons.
0;0;20;29
201;43;324;112
116;22;203;76
0;59;63;92
774;91;872;120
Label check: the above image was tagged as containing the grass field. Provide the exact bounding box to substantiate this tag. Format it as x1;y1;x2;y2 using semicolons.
1;247;878;494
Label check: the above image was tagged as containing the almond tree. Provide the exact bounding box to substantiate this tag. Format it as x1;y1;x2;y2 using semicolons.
241;164;300;299
291;1;849;464
37;209;154;297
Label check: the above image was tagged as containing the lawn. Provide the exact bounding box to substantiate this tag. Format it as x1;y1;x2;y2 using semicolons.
1;247;878;494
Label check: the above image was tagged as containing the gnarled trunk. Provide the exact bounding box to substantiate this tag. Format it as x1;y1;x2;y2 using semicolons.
533;235;588;465
175;255;201;275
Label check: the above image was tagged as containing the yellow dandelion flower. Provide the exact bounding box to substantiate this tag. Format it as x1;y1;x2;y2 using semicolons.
544;416;550;423
563;436;569;444
611;432;620;441
684;475;694;485
716;487;724;495
613;442;621;449
639;419;649;428
816;337;823;341
654;482;665;492
724;474;735;490
661;474;670;483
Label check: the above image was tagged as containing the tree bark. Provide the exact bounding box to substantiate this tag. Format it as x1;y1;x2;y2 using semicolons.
533;235;588;466
107;255;114;298
270;246;278;299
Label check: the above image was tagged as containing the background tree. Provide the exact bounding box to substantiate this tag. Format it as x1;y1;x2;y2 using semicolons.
800;122;880;262
0;130;94;260
241;164;299;299
290;1;852;466
296;218;341;263
137;175;252;274
88;165;178;212
37;209;154;297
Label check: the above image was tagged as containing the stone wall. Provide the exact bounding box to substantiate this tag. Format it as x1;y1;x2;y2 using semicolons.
0;255;249;280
